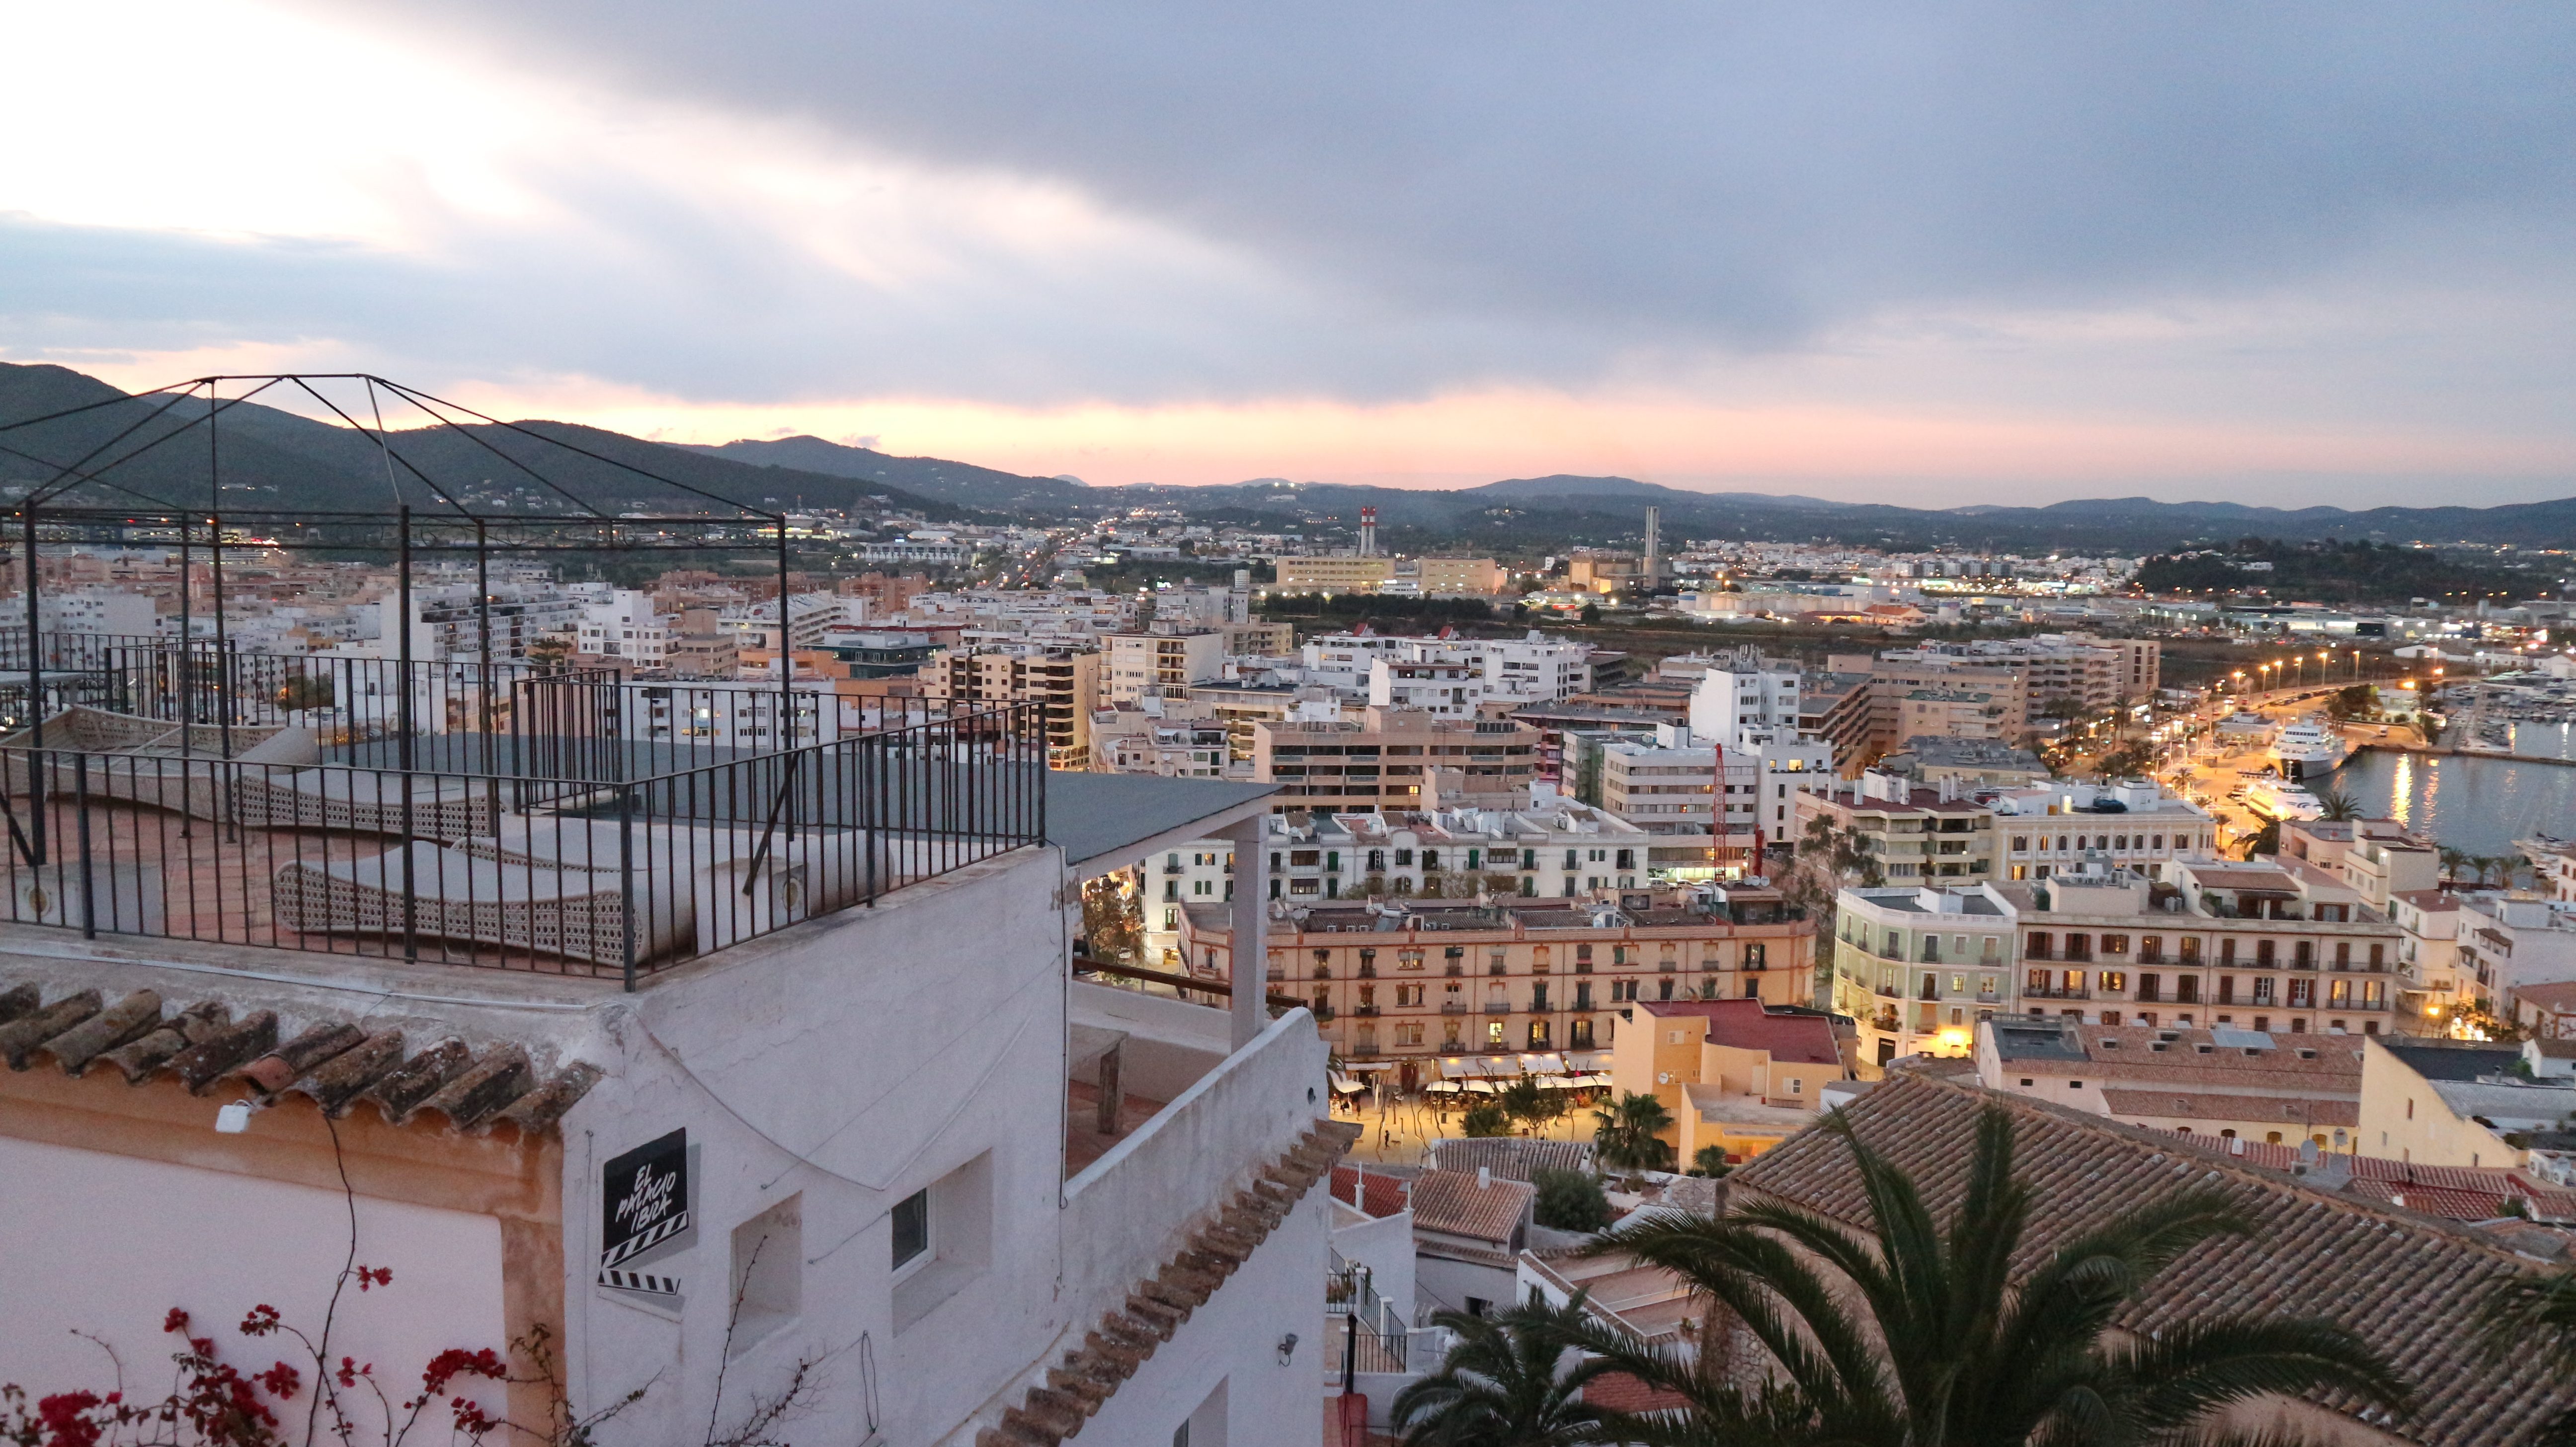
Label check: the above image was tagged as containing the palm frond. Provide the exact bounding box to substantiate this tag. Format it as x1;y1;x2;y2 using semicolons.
2477;1268;2576;1372
2100;1315;2410;1433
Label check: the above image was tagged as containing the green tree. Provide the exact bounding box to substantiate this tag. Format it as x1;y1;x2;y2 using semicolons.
1551;1106;2409;1447
2240;818;2281;860
2439;845;2472;884
1592;1091;1677;1174
1532;1167;1616;1233
1392;1292;1617;1447
1501;1076;1565;1135
2328;683;2375;722
1690;1144;1733;1178
1461;1101;1512;1137
2315;789;2364;822
2481;1267;2576;1446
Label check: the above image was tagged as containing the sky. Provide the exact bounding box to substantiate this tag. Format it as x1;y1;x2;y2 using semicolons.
5;1;2575;507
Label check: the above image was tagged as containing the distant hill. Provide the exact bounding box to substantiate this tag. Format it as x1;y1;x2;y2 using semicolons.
0;366;970;521
5;363;2568;553
679;435;1088;515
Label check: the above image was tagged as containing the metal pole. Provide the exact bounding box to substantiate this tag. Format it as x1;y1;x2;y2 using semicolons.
22;505;43;867
477;518;492;777
177;513;192;723
776;518;792;752
619;781;637;992
74;753;92;939
397;505;414;772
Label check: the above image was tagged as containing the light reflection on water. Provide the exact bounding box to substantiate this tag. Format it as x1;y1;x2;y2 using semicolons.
2337;744;2576;854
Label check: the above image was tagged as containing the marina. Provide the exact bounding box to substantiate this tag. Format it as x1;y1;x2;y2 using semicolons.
2336;732;2576;857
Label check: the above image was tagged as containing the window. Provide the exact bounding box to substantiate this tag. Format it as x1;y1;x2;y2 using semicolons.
891;1189;929;1270
729;1196;804;1357
893;1154;994;1332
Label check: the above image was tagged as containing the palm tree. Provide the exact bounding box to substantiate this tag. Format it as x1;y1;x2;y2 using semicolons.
1393;1293;1619;1447
1593;1091;1677;1174
2482;1269;2576;1446
2439;845;2471;885
2314;789;2363;822
1548;1105;2409;1447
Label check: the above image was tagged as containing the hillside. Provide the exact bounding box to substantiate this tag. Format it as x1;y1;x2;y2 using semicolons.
5;364;2570;553
0;366;971;521
680;435;1088;515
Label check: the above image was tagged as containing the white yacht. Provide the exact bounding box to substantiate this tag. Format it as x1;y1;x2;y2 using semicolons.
2266;715;2350;780
2244;776;2325;822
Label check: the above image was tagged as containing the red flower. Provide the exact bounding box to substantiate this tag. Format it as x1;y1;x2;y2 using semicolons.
252;1362;300;1399
237;1304;282;1338
449;1397;498;1437
419;1348;505;1394
161;1308;191;1335
354;1266;394;1291
35;1391;106;1447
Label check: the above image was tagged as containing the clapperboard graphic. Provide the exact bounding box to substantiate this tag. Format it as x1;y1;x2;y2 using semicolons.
599;1128;690;1295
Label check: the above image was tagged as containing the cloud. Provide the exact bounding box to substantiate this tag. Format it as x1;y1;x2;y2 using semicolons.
4;0;2574;503
307;1;2576;337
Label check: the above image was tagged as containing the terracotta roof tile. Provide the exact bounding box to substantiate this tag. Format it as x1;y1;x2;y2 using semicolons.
1330;1164;1410;1218
1428;1136;1597;1181
2098;1089;2360;1127
1729;1072;2574;1447
1408;1167;1535;1244
0;980;594;1137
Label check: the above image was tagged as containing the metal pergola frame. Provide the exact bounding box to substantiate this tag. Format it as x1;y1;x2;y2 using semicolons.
0;372;805;858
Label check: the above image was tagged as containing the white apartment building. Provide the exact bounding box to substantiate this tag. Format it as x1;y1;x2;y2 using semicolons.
577;588;672;668
1258;803;1700;902
1368;656;1486;717
1684;651;1802;742
1831;883;2021;1069
38;587;157;637
2458;896;2576;1016
1300;632;1591;706
2391;888;2465;1027
1986;780;2219;881
1106;628;1226;705
721;592;850;662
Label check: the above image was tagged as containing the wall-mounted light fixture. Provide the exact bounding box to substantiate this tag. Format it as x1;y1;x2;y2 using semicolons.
1277;1333;1299;1366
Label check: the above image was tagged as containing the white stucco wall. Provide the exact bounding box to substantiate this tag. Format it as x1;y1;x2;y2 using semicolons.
1062;1006;1329;1329
1077;1185;1329;1447
0;1135;507;1432
561;847;1074;1447
1330;1204;1417;1329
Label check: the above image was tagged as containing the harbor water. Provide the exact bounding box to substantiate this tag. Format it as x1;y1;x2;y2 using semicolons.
2336;722;2576;855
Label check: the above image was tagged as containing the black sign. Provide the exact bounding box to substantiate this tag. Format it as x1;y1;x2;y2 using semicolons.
601;1129;690;1271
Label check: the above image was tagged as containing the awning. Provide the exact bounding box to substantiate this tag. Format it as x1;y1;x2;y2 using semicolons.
1566;1051;1609;1072
1423;1079;1464;1094
1520;1052;1569;1076
1578;1072;1614;1088
1464;1079;1501;1094
1329;1073;1367;1094
1344;1061;1397;1073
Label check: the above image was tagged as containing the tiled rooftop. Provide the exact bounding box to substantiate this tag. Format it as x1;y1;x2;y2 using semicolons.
1732;1072;2576;1447
1406;1167;1534;1244
0;978;596;1134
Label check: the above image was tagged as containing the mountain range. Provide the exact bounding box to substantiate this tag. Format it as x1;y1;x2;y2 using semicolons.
5;364;2572;555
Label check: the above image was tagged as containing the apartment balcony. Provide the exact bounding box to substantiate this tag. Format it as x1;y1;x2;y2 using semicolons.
1440;1001;1469;1014
1483;1001;1513;1014
2023;985;2092;1000
1352;1005;1381;1017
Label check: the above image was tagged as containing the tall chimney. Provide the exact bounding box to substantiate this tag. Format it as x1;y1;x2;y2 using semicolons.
1359;506;1378;558
1643;506;1662;585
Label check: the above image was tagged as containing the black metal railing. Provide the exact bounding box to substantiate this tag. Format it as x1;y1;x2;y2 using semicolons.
0;699;1045;986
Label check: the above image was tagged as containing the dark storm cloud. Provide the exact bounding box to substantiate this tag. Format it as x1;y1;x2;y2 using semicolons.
317;1;2576;344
